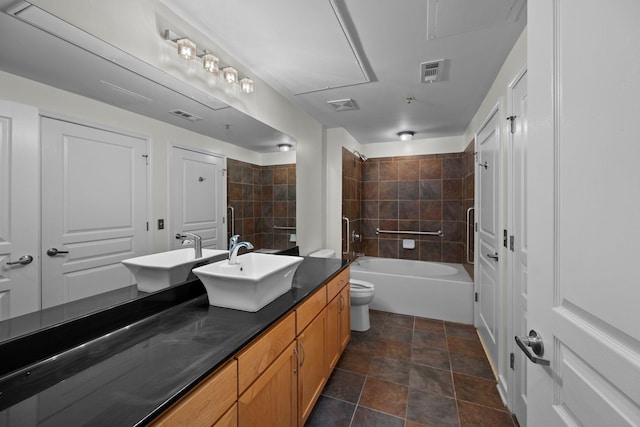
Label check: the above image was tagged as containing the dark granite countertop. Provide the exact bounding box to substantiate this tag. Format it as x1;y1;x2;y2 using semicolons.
0;256;347;426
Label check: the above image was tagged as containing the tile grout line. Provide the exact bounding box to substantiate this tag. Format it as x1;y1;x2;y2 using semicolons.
444;322;463;427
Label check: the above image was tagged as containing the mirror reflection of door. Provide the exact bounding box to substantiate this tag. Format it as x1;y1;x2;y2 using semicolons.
41;118;148;308
170;147;226;250
0;101;39;320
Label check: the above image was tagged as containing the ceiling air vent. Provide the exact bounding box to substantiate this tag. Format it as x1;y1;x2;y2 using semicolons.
420;59;446;84
327;98;359;112
169;109;202;122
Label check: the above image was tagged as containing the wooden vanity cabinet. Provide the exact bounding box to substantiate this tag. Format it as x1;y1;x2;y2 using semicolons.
150;359;237;427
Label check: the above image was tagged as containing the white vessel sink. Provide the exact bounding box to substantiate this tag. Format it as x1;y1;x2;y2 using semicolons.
192;253;303;312
122;248;229;292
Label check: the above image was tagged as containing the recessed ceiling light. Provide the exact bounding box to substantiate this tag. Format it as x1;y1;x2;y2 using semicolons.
397;131;415;141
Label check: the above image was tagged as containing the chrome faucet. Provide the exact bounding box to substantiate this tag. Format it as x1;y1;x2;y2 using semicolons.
176;232;203;258
229;240;254;265
229;234;240;254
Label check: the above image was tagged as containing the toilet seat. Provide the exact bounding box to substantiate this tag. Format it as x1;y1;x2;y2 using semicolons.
350;279;374;294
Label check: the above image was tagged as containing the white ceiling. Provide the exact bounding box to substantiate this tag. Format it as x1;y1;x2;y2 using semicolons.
161;0;527;144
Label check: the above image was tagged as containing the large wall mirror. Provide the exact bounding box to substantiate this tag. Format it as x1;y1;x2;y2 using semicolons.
0;4;296;333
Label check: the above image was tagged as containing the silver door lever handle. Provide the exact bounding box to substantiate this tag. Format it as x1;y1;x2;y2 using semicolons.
7;255;34;266
515;330;550;366
47;248;69;256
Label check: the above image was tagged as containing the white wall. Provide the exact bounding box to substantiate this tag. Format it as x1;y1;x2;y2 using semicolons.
462;28;527;402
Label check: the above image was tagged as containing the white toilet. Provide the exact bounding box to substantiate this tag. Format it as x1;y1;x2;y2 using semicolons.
309;249;375;332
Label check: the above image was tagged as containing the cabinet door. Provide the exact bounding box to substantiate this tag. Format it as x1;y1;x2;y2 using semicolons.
151;360;237;427
238;341;297;427
326;295;340;372
297;308;327;426
339;285;351;352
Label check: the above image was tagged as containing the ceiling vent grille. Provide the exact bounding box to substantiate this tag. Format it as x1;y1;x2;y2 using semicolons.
327;98;359;112
169;109;202;122
420;59;446;83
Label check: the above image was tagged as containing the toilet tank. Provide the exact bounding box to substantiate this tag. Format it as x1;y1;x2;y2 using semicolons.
309;249;336;258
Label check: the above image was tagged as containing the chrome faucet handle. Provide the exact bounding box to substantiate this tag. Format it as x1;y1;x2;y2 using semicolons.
229;234;239;249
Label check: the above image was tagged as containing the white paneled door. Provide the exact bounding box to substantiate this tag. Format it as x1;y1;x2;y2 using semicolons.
41;118;148;308
475;105;501;369
0;101;39;320
527;1;640;425
170;147;226;250
508;69;528;426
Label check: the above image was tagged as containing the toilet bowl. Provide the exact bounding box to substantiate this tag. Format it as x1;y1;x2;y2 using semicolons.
309;249;375;332
349;278;375;331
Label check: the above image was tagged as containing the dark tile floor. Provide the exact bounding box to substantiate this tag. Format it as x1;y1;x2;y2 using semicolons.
306;310;518;427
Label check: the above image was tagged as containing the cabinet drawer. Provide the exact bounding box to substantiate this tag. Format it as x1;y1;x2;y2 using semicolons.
151;360;237;427
326;267;350;302
236;312;296;394
295;286;326;334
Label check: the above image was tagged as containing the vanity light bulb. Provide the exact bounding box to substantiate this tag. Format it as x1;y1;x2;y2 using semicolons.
177;38;196;60
202;53;219;74
223;67;238;83
240;77;254;94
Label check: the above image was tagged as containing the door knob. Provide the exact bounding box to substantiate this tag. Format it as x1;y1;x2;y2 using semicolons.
515;330;550;366
47;248;69;256
487;252;499;261
6;255;34;266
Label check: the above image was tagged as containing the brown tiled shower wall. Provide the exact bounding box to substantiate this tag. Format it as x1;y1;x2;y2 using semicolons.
342;148;363;262
344;146;476;265
227;159;296;250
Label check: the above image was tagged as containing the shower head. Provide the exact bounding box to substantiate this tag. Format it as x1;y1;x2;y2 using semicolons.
354;150;368;162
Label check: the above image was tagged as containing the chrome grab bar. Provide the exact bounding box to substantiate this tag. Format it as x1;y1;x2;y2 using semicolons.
273;225;296;230
466;207;475;264
342;217;350;255
375;227;444;238
227;205;235;240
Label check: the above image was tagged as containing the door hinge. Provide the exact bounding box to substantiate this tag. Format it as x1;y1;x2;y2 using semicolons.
142;154;149;165
474;222;477;232
510;235;515;252
503;229;508;248
146;221;149;231
474;292;478;302
510;352;515;370
507;115;517;134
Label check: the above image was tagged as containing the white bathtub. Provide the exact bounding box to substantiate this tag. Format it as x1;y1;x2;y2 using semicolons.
350;257;473;324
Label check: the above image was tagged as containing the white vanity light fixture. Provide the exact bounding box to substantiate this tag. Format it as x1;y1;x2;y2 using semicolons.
397;131;415;141
164;29;254;94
